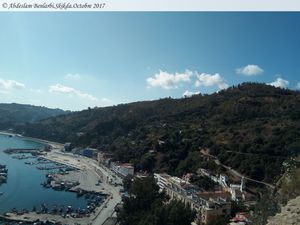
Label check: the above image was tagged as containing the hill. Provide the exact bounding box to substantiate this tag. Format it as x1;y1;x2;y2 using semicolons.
14;83;300;183
0;103;68;129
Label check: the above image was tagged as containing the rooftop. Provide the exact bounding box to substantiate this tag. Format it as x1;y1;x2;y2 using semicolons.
197;191;231;201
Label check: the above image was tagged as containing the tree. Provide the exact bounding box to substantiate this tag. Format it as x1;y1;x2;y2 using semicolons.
207;216;227;225
118;176;195;225
165;200;195;225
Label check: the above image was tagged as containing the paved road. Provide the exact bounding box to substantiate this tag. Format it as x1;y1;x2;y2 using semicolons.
45;149;122;225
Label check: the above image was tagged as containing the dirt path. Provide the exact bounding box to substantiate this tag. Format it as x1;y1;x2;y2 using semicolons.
200;149;275;189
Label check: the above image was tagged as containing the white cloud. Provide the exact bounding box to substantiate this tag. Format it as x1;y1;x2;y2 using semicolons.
147;70;193;89
65;73;81;80
182;90;200;97
268;77;289;89
49;83;98;101
0;78;25;90
195;73;228;90
236;65;264;76
100;97;110;102
296;82;300;89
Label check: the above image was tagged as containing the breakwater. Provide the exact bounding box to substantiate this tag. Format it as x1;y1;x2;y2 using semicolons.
0;135;89;215
4;148;42;154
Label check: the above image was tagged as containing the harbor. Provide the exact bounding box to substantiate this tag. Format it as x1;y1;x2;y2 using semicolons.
0;135;94;224
0;133;121;225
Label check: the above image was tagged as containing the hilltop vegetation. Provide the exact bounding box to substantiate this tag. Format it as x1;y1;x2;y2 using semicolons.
15;83;300;182
0;103;68;129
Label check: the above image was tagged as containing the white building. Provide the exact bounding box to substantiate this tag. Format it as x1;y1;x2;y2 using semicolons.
154;173;231;225
154;173;170;190
111;162;134;177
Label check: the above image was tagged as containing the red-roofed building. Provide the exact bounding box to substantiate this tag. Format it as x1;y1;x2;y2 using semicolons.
230;212;252;224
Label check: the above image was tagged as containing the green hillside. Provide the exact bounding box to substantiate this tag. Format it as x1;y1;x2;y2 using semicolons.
0;103;68;129
15;83;300;182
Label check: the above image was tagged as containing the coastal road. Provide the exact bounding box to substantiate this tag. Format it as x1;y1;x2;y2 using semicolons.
44;149;122;225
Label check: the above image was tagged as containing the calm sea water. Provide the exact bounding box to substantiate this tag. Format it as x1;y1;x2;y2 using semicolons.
0;134;87;214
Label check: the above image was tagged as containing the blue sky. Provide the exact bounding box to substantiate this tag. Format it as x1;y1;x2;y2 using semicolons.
0;12;299;110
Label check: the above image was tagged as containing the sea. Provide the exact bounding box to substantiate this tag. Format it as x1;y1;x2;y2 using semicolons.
0;134;88;214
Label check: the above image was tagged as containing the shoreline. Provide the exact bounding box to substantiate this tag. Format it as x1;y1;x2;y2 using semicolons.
0;131;122;225
0;131;64;150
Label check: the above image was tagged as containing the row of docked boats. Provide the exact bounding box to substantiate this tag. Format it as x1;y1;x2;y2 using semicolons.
0;164;8;187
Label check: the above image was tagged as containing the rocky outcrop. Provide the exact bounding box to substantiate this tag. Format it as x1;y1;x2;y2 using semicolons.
267;195;300;225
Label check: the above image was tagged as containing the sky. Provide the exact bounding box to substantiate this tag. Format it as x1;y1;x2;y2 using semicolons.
0;12;299;111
